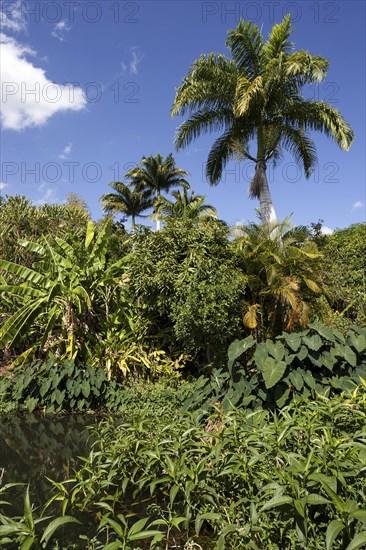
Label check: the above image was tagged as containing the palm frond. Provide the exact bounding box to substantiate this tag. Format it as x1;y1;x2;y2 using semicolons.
262;14;293;61
226;19;263;78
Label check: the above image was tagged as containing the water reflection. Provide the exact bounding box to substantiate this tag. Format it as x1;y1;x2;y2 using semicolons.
0;412;96;514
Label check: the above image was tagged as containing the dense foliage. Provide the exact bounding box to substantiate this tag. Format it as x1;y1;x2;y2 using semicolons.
0;15;363;550
182;322;366;412
1;388;365;548
130;218;244;367
322;224;366;326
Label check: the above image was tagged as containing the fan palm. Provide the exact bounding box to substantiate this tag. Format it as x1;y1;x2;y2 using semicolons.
125;153;190;229
100;182;153;233
171;15;354;226
155;188;218;221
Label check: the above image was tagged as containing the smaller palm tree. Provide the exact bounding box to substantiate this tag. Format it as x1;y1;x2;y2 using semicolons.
234;219;324;339
125;153;190;229
155;188;218;222
100;182;153;233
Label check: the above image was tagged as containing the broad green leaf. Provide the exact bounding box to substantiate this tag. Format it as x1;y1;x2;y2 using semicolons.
228;336;255;371
261;495;293;511
289;370;304;391
40;516;80;544
345;531;366;550
85;221;95;249
350;510;366;524
0;285;44;298
308;322;337;342
343;346;357;367
305;494;330;506
24;486;34;531
262;358;287;389
20;536;35;550
73;286;92;309
82;381;91;399
297;345;308;361
195;511;222;536
54;237;75;258
169;484;179;508
0;298;45;347
326;519;344;550
349;334;366;353
128;517;149;536
19;240;46;255
0;259;48;286
129;529;165;541
216;534;225;550
266;340;285;361
303;370;316;390
283;332;301;351
303;335;323;351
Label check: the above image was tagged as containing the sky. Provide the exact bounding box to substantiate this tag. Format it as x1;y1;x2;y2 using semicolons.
0;0;365;232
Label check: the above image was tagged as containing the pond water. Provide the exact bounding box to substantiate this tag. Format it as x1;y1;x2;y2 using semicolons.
0;412;96;516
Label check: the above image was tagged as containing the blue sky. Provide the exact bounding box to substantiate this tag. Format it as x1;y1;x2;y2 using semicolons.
1;0;365;232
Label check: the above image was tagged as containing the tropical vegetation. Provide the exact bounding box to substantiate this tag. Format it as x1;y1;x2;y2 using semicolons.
0;14;364;550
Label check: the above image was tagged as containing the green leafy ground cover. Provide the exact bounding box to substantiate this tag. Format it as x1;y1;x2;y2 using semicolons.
1;386;365;549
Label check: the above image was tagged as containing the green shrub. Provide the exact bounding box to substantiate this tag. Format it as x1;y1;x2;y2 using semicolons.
30;388;366;549
182;322;366;412
130;218;244;368
5;358;122;412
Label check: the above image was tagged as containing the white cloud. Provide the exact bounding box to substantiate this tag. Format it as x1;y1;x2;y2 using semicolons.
121;47;143;75
321;226;334;235
0;34;86;131
0;0;26;33
353;200;364;209
51;20;72;42
34;183;60;206
0;182;9;191
59;142;72;159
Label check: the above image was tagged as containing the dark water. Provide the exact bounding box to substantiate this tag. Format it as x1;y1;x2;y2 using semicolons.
0;412;96;516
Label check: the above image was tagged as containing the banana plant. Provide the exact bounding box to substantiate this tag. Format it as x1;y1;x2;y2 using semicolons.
0;219;130;364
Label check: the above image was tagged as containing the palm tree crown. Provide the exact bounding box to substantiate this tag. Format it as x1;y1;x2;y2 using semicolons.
100;182;153;232
125;153;190;229
171;15;354;226
155;188;218;221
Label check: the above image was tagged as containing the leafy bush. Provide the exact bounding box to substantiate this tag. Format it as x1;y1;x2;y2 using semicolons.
0;219;132;367
183;322;366;412
131;218;244;367
112;379;195;420
234;220;325;339
322;223;366;326
4;358;123;412
29;387;366;549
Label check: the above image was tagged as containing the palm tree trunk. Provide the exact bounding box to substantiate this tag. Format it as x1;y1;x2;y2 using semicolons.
257;160;278;225
156;192;161;230
131;215;136;234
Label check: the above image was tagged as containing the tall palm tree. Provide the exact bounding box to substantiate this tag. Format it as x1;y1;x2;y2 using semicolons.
155;188;218;221
171;15;354;226
125;153;190;229
100;182;153;233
